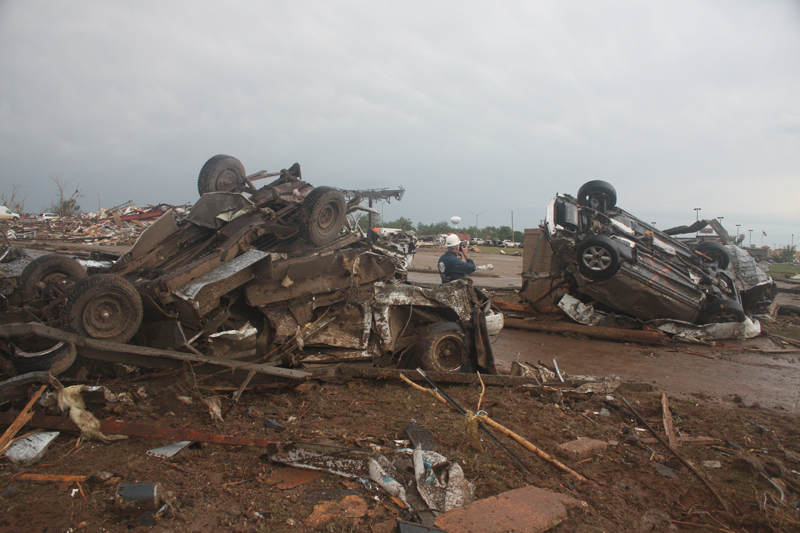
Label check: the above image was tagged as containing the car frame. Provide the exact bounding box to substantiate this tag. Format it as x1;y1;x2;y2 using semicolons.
544;180;771;324
9;155;501;375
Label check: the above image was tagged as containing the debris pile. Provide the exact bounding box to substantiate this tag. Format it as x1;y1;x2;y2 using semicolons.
4;203;193;246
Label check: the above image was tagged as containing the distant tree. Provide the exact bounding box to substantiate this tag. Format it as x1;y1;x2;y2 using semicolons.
483;225;499;239
513;230;524;243
497;225;512;240
0;183;26;214
780;245;797;263
416;221;451;236
47;177;83;216
385;216;414;231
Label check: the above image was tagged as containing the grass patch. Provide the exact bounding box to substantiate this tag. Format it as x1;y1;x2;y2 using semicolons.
766;263;800;276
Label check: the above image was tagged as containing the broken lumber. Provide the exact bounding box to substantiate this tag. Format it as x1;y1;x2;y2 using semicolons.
490;300;539;315
619;396;730;513
401;372;587;483
0;384;47;454
504;318;667;345
15;473;88;483
661;393;678;450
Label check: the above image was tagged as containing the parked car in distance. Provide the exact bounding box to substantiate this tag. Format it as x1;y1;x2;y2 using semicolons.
0;206;20;221
39;213;59;221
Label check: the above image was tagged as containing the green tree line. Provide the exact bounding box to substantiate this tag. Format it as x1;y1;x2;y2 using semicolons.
352;213;524;242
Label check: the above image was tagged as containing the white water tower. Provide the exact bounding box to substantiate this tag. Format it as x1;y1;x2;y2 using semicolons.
450;216;461;229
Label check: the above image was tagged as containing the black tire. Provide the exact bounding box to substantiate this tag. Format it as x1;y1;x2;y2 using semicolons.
12;216;19;222
703;298;745;324
695;241;730;270
11;342;76;376
418;322;465;372
197;154;246;195
61;274;143;344
577;180;617;210
576;235;621;280
299;186;347;246
17;254;86;303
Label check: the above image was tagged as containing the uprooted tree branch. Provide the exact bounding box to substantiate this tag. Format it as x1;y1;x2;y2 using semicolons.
0;183;26;214
48;176;83;217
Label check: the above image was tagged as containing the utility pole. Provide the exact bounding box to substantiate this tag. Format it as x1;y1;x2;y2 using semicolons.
511;211;514;244
735;224;741;246
748;229;753;247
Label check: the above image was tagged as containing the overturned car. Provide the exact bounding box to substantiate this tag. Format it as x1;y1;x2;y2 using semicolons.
3;155;500;376
545;180;774;325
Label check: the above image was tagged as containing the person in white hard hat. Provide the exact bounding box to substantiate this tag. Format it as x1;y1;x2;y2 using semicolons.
438;234;476;284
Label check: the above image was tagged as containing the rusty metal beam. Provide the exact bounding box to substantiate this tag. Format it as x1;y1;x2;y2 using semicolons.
503;318;667;345
0;323;310;380
0;411;280;447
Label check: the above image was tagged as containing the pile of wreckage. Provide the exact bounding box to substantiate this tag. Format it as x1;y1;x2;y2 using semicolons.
0;154;502;384
5;202;193;246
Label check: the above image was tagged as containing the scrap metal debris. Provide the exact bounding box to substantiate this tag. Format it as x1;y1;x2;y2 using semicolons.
1;155;501;380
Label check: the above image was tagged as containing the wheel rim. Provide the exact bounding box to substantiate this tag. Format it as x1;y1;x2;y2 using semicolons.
587;194;608;210
434;336;462;370
81;292;131;339
213;169;241;191
36;272;73;298
581;246;612;271
316;202;340;231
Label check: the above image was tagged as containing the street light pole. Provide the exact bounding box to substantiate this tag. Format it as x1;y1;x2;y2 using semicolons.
735;224;741;246
469;210;487;232
748;229;753;247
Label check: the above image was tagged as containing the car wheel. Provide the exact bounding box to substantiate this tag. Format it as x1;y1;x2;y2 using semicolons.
60;274;143;344
12;216;18;222
695;241;730;270
703;298;745;324
17;254;86;303
11;342;76;376
577;180;617;211
197;154;246;195
299;186;347;247
418;322;465;372
576;236;621;280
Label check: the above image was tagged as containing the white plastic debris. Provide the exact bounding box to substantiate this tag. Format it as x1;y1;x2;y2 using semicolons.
147;441;192;459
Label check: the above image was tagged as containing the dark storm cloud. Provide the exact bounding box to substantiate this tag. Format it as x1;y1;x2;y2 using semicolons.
1;1;798;244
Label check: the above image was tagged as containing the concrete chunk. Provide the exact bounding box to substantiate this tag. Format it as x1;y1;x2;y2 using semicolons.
557;437;608;460
434;486;583;533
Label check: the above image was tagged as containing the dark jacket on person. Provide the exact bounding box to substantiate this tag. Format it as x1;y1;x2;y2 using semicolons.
438;251;476;283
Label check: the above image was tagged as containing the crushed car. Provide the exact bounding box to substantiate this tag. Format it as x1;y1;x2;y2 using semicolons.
544;180;775;324
2;155;501;376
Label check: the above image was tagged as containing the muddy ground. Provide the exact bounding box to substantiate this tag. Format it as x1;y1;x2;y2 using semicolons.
1;246;800;532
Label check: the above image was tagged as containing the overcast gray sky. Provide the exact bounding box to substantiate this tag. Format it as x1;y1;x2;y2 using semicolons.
1;1;799;247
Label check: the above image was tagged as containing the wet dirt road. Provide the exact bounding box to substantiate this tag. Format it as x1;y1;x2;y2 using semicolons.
408;247;523;289
411;247;800;412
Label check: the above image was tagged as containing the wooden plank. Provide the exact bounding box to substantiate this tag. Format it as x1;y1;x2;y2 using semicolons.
662;393;678;450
